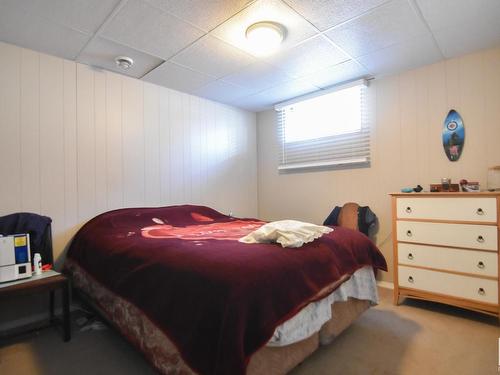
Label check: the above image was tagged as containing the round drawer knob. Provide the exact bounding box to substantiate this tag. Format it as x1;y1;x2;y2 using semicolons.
406;230;412;237
407;253;414;260
476;208;484;215
477;261;485;269
478;288;485;296
405;207;412;213
408;276;414;283
476;235;485;243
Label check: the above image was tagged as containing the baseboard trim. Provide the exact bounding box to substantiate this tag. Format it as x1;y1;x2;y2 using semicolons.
377;281;394;290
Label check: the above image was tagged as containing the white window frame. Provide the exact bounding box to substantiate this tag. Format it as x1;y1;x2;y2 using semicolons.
275;79;370;171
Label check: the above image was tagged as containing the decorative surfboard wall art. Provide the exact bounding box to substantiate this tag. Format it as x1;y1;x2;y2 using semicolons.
443;109;465;162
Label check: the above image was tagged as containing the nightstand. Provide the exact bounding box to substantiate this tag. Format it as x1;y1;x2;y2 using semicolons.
0;270;71;341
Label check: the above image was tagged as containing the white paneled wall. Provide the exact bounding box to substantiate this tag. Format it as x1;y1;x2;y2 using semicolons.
0;42;258;262
257;46;500;282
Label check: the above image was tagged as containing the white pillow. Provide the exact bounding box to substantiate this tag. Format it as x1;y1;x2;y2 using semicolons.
239;220;333;248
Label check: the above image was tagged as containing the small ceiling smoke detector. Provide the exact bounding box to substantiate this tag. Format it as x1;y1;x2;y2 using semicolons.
245;21;285;56
114;56;134;70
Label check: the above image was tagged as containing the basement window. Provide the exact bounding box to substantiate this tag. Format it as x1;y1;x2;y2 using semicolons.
275;79;369;171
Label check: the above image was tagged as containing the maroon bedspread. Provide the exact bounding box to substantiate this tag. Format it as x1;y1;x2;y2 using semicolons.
65;205;387;375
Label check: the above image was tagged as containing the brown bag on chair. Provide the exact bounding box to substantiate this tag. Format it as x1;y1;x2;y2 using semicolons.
337;202;360;231
323;202;377;236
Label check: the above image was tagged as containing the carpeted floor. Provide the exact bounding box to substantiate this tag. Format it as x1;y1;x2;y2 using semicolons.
0;287;498;375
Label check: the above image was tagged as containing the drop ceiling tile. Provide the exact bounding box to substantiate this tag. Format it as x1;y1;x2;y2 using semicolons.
171;35;256;79
144;0;253;32
304;60;369;89
77;37;164;78
416;0;500;58
143;61;215;93
284;0;389;31
193;80;255;105
357;33;442;76
325;0;429;58
101;0;204;60
1;0;120;34
416;0;500;31
221;61;293;94
432;23;500;59
227;95;274;112
210;0;318;58
265;35;350;79
242;77;320;108
0;4;90;60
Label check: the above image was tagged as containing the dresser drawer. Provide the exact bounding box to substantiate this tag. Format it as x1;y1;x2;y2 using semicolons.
397;221;498;251
398;266;498;304
397;243;498;277
396;197;497;222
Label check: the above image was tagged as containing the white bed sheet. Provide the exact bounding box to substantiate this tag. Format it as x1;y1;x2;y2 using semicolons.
267;266;378;347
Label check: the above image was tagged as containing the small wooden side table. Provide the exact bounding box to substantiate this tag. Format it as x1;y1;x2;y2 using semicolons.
0;270;70;342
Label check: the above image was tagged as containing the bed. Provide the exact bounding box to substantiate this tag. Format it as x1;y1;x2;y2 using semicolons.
64;205;387;375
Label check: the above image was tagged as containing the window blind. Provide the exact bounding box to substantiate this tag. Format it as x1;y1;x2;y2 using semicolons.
276;79;369;171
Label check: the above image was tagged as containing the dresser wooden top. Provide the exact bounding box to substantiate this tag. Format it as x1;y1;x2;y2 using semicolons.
390;192;500;197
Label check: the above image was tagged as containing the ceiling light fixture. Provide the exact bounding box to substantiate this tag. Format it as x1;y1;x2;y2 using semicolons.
114;56;134;70
245;21;285;56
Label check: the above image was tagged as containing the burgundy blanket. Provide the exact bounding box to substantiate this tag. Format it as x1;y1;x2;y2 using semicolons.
65;205;387;375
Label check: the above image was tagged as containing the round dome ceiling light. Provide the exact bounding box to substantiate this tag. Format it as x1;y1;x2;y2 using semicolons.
245;21;285;56
114;56;134;70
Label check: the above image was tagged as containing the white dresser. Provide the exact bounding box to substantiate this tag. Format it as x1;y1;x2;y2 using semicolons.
390;192;499;318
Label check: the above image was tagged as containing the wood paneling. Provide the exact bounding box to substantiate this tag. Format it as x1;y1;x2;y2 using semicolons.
0;43;21;214
20;49;40;214
39;54;65;253
158;87;170;204
62;60;78;245
257;46;500;282
105;71;123;211
143;82;161;207
94;70;107;214
122;77;145;207
76;64;96;223
0;41;258;261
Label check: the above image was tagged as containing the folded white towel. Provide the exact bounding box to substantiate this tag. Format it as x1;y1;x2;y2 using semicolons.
239;220;333;248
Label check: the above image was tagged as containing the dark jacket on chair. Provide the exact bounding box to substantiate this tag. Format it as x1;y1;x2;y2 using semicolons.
0;212;53;265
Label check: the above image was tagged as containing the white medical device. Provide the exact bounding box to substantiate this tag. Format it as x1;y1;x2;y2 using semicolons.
0;233;32;283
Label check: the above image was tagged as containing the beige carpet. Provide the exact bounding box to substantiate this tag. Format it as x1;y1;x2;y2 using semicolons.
0;288;498;375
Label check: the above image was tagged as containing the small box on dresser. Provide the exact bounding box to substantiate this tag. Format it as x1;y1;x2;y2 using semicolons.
390;192;500;319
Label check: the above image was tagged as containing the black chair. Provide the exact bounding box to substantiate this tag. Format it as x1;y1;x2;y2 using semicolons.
0;212;53;266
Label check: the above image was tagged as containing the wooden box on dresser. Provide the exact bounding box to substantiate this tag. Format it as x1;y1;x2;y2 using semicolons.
390;192;499;319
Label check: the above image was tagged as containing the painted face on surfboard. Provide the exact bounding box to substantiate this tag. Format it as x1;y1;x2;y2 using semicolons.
443;109;465;162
